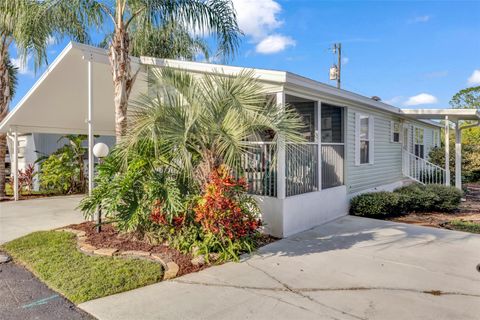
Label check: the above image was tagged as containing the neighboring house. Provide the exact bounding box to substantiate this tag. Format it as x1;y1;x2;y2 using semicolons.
5;133;115;191
1;42;477;237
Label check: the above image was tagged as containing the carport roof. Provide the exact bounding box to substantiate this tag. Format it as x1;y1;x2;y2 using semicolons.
400;109;480;121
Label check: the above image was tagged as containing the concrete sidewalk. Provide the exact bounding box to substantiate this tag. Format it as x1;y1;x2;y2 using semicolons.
79;216;480;320
0;195;85;244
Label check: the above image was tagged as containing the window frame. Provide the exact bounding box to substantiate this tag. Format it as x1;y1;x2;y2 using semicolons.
355;113;374;165
414;127;425;159
390;121;401;143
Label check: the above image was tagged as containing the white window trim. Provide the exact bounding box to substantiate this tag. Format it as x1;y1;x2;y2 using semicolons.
355;113;374;165
390;120;401;143
414;126;426;158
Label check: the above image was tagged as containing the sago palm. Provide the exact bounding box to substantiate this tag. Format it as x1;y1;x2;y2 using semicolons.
0;0;100;198
118;68;305;188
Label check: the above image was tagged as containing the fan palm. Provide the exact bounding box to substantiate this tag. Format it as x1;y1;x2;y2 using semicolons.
0;0;100;197
118;68;305;188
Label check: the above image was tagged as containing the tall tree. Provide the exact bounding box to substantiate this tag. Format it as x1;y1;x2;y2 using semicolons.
89;0;240;139
0;0;100;198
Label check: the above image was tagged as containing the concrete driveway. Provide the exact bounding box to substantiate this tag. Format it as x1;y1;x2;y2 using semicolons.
0;195;85;244
80;216;480;320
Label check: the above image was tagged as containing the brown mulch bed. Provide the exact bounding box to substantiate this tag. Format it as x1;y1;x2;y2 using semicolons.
67;222;204;276
67;222;278;277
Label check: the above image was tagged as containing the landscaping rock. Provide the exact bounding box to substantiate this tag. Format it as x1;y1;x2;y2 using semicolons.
79;244;97;253
150;253;180;279
120;250;151;257
0;253;11;264
191;255;205;266
93;248;118;256
164;262;179;280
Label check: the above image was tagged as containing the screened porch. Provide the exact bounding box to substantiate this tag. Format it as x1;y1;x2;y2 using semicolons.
241;93;345;198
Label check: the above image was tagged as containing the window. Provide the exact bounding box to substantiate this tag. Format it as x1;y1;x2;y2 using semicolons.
414;127;425;158
433;130;440;148
391;121;400;143
355;114;373;165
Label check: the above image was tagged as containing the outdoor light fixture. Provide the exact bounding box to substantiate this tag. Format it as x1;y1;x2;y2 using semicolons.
93;142;109;159
93;142;109;232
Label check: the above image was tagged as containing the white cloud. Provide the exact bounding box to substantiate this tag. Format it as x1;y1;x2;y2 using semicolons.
342;57;349;65
232;0;282;40
467;69;480;85
10;55;33;76
409;15;431;23
404;93;438;106
256;35;295;54
232;0;294;55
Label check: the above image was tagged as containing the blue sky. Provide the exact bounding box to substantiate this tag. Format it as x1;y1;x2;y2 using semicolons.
11;0;480;109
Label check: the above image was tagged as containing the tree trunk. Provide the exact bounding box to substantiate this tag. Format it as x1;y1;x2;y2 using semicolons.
0;51;11;198
109;24;135;141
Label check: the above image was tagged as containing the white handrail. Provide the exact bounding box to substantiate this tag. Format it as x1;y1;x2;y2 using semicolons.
402;150;446;185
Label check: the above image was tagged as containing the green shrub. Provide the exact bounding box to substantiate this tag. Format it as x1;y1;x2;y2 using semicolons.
393;183;462;213
394;184;438;212
39;152;78;193
424;184;463;212
349;192;402;217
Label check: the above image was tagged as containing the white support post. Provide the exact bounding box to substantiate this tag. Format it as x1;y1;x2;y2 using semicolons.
455;121;462;190
87;59;94;196
317;100;322;190
444;116;450;186
13;128;19;201
276;91;286;199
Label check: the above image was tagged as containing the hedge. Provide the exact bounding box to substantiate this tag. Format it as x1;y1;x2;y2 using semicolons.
350;184;463;218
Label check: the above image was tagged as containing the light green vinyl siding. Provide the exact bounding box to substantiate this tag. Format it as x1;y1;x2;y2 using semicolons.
345;106;440;194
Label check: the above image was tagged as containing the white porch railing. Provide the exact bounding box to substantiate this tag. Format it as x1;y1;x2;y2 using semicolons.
402;150;446;185
240;142;277;197
286;143;319;197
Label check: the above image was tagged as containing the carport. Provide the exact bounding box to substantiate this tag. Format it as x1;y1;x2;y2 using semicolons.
0;42;144;200
401;109;480;189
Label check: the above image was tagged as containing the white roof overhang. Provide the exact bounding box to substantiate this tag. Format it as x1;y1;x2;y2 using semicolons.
400;109;480;122
0;42;142;135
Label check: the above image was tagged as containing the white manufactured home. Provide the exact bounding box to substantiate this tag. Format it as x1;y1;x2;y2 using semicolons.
1;42;478;237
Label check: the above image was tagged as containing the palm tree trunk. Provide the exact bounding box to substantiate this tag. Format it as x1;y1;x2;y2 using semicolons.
109;23;135;140
0;52;12;198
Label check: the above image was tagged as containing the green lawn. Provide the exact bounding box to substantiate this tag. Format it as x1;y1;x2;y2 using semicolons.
448;220;480;234
2;231;163;304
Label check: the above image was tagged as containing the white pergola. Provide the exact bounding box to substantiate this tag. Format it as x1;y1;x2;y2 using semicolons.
401;109;480;189
0;42;144;200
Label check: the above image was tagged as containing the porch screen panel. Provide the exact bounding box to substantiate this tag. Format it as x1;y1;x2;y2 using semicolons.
321;104;345;189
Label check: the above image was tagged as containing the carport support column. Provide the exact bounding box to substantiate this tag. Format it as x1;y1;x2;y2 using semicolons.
87;58;94;196
13;129;19;201
276;91;286;200
444;116;450;186
455;121;462;190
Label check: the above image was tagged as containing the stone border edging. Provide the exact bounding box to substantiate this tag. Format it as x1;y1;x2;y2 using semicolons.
55;228;179;280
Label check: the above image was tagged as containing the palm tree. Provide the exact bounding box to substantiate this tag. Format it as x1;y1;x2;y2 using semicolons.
119;68;305;188
0;57;17;197
0;0;99;198
87;0;241;139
